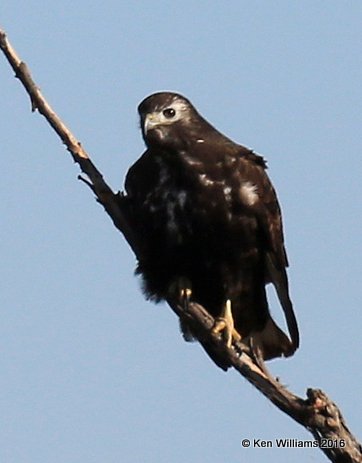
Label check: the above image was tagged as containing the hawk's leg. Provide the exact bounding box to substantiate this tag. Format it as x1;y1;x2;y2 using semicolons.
168;276;192;311
211;299;241;348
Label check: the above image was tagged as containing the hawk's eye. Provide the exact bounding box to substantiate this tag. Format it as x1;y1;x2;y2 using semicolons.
163;108;176;119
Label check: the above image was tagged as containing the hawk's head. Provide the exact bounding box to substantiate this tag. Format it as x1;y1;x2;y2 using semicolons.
138;92;207;150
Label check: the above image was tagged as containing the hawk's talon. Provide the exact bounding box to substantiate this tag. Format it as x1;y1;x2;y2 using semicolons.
169;276;192;311
181;287;192;311
211;299;241;348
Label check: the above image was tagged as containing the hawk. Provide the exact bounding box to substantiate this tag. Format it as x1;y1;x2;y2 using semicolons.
124;92;299;369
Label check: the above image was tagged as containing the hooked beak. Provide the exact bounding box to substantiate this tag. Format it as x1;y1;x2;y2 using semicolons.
143;112;161;135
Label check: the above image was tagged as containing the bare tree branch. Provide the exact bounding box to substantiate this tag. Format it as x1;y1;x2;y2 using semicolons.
1;28;361;463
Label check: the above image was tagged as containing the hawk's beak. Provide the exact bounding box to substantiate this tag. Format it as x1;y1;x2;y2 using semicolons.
143;113;161;135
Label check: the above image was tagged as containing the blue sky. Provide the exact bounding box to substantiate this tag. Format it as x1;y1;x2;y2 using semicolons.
1;2;361;462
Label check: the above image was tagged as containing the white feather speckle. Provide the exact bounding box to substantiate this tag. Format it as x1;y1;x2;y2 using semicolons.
240;181;258;206
183;154;203;168
199;173;214;186
223;186;232;202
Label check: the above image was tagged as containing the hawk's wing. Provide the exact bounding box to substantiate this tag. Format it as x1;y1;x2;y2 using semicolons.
239;151;300;352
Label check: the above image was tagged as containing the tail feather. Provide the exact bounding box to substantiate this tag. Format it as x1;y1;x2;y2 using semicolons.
266;254;299;352
247;317;295;361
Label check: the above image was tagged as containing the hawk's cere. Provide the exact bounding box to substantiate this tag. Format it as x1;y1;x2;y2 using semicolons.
124;92;299;369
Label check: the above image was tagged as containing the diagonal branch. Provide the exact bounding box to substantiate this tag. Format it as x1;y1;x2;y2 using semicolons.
1;28;361;463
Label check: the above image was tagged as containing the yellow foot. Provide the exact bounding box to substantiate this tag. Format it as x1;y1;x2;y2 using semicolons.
212;299;241;348
168;276;192;311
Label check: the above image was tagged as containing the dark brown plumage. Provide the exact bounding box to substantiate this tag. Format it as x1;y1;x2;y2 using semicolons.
124;92;299;368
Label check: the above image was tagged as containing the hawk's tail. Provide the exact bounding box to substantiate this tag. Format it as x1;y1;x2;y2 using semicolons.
248;316;296;361
266;255;300;352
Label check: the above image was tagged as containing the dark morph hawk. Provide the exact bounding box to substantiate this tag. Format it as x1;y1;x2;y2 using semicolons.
124;92;299;368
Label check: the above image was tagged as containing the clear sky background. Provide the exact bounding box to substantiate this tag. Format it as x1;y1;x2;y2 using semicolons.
1;2;361;462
